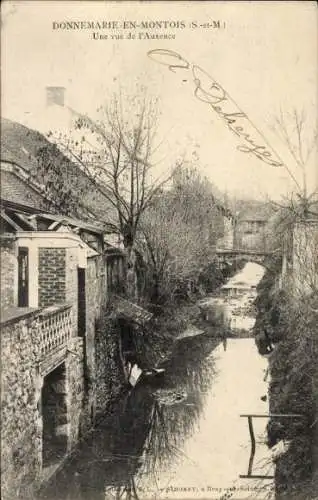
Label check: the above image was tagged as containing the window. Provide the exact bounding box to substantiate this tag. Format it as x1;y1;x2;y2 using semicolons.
77;268;86;336
18;247;29;307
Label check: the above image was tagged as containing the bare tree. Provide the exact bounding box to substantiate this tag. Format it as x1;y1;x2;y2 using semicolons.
140;203;202;303
263;109;317;256
271;108;318;218
138;165;225;303
36;91;175;298
265;109;318;303
70;95;172;246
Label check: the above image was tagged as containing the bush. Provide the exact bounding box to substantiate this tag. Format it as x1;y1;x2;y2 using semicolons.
254;258;318;499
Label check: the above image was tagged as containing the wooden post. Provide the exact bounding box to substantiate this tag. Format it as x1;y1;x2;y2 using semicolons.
240;413;304;480
247;416;256;476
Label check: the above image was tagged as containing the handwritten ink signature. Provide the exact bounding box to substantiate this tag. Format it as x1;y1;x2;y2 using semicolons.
147;49;283;168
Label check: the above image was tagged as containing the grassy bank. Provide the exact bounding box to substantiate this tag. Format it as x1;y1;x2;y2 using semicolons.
135;259;245;369
254;269;318;499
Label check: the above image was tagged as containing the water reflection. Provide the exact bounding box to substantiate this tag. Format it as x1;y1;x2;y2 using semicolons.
38;335;217;500
39;263;272;500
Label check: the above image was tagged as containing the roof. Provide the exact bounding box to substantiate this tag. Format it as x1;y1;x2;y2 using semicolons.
1;168;118;237
1;167;48;211
1;118;46;172
112;295;153;325
0;162;109;235
1;117;119;226
0;202;112;236
35;212;106;235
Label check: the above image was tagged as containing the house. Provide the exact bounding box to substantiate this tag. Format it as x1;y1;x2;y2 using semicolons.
1;124;127;499
234;203;273;252
235;214;267;251
279;219;318;297
263;199;318;297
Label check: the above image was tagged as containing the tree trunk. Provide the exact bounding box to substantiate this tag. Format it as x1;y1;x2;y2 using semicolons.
125;245;138;300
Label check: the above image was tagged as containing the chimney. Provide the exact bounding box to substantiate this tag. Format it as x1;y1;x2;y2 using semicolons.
46;86;65;107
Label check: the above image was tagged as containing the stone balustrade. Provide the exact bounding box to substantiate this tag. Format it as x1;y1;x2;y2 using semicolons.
38;304;73;357
1;303;74;362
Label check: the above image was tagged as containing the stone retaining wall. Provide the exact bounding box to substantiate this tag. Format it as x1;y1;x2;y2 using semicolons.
1;309;86;500
1;310;42;499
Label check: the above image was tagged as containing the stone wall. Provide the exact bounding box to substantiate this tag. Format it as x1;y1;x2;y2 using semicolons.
1;308;86;500
1;241;127;497
84;257;101;427
38;248;66;307
107;253;126;295
86;254;125;423
65;247;78;333
65;337;85;449
0;236;17;310
94;313;125;420
292;220;318;297
1;310;42;500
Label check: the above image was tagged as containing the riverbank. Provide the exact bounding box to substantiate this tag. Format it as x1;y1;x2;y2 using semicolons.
137;260;246;369
36;260;272;500
92;262;241;423
37;336;272;500
254;270;318;499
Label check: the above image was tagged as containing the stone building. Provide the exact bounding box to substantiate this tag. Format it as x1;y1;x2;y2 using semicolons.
1;144;126;497
234;212;268;252
280;219;318;297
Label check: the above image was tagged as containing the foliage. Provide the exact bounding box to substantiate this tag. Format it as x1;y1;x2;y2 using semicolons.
35;142;93;218
254;260;318;499
269;297;318;500
138;164;226;304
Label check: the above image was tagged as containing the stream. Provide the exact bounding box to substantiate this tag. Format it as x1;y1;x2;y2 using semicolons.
39;263;275;500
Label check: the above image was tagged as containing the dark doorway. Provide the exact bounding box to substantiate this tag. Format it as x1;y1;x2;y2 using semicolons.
18;247;29;307
78;268;86;336
119;318;136;360
41;363;68;468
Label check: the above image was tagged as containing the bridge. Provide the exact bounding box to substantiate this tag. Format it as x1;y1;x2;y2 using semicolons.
215;248;272;266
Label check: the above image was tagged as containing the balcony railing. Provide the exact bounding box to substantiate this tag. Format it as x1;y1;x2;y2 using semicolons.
38;304;73;357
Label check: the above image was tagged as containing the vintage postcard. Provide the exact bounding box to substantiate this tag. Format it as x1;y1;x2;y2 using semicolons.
1;1;317;500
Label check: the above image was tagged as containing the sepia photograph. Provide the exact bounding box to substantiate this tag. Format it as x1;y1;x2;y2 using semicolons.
1;1;317;499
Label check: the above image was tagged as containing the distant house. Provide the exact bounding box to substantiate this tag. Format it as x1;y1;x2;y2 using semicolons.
234;203;273;252
0;121;126;499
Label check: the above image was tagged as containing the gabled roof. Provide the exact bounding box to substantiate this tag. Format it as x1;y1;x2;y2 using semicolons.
1;167;48;211
1;117;119;226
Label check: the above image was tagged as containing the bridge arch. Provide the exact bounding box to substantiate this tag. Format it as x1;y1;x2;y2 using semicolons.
215;249;272;269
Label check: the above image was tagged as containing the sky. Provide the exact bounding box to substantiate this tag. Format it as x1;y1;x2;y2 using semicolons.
2;1;317;201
